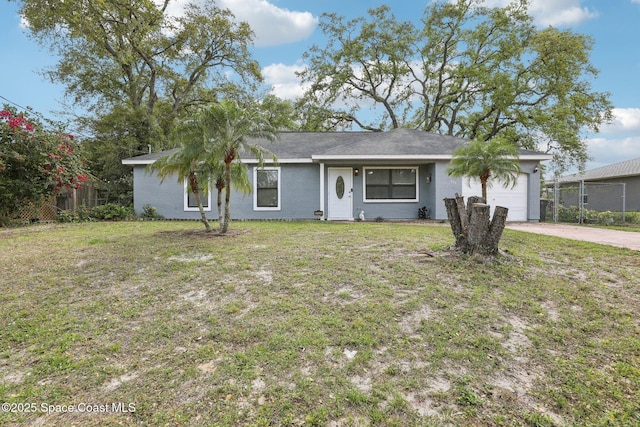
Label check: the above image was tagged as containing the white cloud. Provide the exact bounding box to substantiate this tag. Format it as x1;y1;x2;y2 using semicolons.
262;63;309;100
585;135;640;168
19;15;29;29
156;0;317;47
600;108;640;135
582;108;640;168
529;0;598;26
218;0;317;47
479;0;598;27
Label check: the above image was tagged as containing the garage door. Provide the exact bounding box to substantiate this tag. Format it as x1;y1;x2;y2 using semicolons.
462;174;528;222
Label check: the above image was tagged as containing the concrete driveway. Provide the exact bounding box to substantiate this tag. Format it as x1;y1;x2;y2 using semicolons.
506;223;640;251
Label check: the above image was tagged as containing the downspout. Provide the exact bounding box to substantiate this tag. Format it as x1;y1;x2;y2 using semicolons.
579;180;585;224
319;163;325;220
622;183;626;223
553;178;559;223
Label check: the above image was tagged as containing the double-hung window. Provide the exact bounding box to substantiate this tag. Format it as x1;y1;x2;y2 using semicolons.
254;167;281;210
364;167;418;202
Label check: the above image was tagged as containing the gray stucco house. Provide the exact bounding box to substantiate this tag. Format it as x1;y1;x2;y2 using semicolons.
123;128;551;222
550;157;640;212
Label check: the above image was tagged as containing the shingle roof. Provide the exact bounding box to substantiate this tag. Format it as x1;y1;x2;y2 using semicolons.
316;128;467;157
556;157;640;183
122;128;551;164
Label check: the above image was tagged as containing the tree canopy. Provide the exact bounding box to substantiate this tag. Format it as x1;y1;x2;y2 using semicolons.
14;0;264;201
1;105;88;225
298;0;612;173
17;0;261;136
202;100;278;233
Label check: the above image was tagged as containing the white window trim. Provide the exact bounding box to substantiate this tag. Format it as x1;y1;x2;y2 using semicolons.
254;166;281;211
184;180;212;212
363;166;420;203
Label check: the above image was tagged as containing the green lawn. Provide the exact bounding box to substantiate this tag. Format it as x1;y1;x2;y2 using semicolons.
1;221;639;426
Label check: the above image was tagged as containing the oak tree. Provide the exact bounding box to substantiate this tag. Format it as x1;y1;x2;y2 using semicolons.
298;0;612;173
14;0;263;199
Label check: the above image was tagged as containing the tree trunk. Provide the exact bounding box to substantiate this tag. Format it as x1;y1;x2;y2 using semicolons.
444;196;466;249
189;172;212;233
443;195;507;256
220;162;232;234
194;190;212;233
217;189;223;223
486;206;509;254
468;203;490;253
215;177;225;223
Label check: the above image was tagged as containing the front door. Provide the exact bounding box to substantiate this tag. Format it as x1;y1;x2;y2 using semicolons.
328;167;353;220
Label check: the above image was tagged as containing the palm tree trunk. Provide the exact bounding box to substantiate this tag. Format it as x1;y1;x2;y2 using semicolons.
194;191;212;233
220;161;232;234
480;172;490;200
189;172;211;232
215;177;225;224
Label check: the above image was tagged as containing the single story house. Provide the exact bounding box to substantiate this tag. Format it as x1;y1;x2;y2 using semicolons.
123;128;551;222
547;157;640;212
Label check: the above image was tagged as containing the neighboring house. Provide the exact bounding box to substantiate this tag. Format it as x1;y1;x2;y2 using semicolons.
549;157;640;212
122;128;551;222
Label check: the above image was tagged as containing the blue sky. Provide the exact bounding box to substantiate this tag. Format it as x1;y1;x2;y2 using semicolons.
1;0;640;173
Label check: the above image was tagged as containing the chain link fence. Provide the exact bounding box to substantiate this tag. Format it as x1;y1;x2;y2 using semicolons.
542;180;627;224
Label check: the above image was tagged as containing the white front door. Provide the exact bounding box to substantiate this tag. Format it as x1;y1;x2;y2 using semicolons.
328;167;353;220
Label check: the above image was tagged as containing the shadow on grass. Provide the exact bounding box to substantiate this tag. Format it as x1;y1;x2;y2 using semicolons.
155;228;251;238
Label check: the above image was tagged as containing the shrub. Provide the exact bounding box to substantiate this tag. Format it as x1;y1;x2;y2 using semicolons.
557;205;580;223
554;205;639;226
56;205;93;223
140;204;164;220
595;211;615;225
90;203;133;221
624;211;640;224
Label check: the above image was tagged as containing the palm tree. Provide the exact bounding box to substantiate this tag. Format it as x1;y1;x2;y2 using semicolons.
446;137;521;200
204;100;278;233
150;146;213;232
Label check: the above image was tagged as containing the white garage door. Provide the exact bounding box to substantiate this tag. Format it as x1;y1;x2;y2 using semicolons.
462;174;528;222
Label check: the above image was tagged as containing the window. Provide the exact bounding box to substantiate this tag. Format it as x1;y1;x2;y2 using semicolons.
184;180;211;212
254;167;281;210
364;167;418;202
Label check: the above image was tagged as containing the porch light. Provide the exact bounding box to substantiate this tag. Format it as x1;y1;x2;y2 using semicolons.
533;166;539;173
426;173;432;184
354;168;360;176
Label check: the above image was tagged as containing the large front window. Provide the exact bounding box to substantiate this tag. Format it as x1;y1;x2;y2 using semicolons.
254;167;281;210
364;167;418;202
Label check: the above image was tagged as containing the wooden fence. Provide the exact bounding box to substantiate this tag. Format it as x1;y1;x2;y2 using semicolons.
14;183;99;223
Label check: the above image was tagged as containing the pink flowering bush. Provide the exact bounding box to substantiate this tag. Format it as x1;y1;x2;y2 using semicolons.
0;105;88;225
